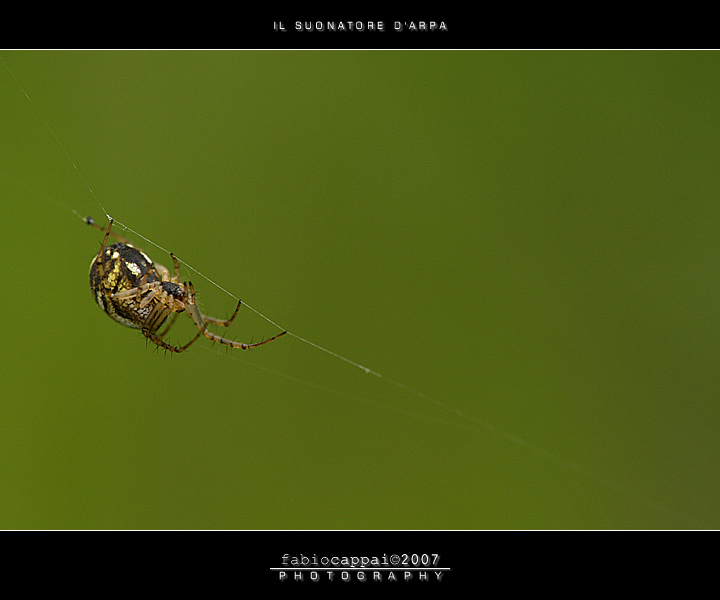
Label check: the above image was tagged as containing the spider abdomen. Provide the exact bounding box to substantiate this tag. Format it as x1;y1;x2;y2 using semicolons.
89;242;161;330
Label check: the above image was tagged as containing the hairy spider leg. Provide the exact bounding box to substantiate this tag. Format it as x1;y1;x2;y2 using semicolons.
142;325;203;353
86;216;130;245
93;217;116;281
186;282;287;349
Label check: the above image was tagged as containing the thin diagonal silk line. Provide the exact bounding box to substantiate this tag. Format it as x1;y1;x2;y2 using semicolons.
1;55;110;222
285;332;377;376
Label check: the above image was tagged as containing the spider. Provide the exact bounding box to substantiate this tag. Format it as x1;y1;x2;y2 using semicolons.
87;217;287;353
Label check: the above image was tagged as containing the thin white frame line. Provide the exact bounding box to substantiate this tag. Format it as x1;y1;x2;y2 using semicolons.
270;567;451;571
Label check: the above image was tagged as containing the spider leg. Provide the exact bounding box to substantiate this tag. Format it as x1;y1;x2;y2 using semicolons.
185;282;287;349
155;262;171;282
134;271;153;303
111;283;154;307
138;288;157;309
92;217;115;281
200;300;242;327
86;216;131;245
169;253;181;282
142;327;203;353
142;296;199;352
156;311;180;339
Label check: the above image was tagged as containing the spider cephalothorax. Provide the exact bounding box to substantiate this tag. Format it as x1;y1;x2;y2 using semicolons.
88;218;286;353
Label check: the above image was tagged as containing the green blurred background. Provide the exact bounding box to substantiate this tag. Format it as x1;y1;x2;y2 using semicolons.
1;51;718;529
